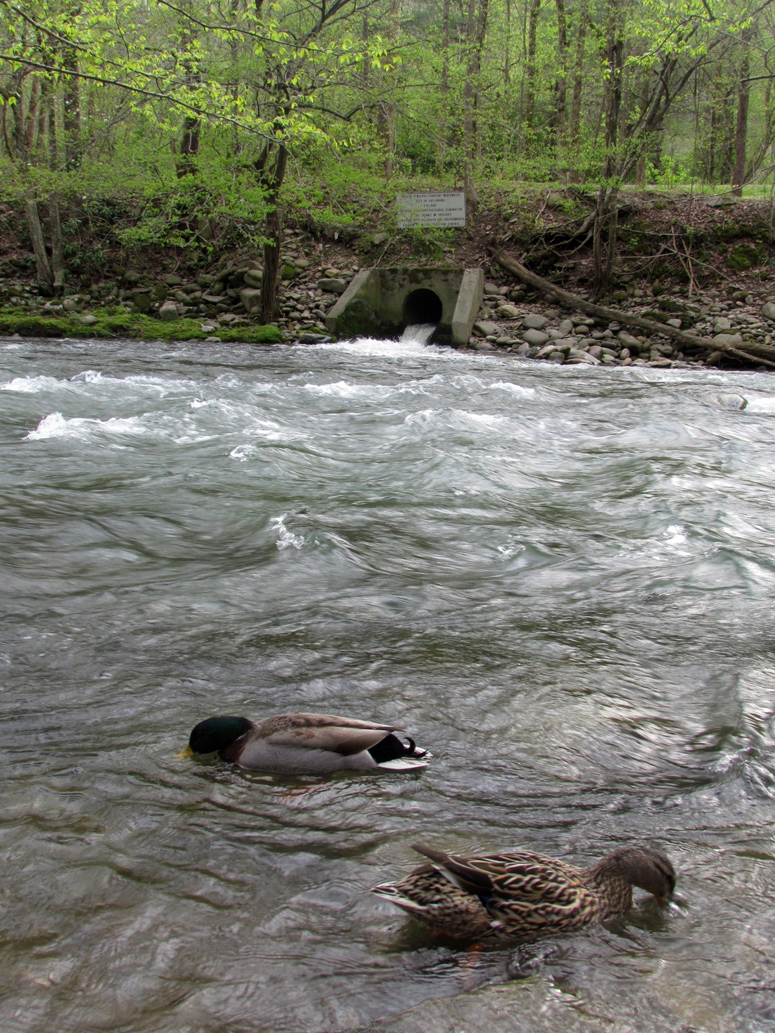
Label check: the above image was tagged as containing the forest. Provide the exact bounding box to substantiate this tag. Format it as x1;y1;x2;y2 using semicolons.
0;0;774;318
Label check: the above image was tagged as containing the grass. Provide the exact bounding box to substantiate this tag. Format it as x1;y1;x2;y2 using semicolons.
0;308;284;344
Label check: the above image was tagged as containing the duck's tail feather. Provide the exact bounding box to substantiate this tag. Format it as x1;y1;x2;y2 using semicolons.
368;732;431;768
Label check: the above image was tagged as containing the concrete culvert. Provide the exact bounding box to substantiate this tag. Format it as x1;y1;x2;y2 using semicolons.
403;288;443;327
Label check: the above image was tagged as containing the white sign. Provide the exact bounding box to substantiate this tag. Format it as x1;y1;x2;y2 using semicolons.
396;191;466;228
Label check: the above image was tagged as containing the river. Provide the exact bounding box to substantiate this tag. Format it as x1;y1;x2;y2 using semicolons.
2;333;775;1033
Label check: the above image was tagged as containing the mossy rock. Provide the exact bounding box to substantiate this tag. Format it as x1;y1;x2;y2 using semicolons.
0;308;283;344
0;315;68;337
727;245;761;272
280;264;297;280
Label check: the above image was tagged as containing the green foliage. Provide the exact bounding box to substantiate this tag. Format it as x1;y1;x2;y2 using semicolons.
646;156;689;188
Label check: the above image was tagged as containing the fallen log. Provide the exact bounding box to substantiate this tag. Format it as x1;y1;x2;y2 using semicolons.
493;250;775;369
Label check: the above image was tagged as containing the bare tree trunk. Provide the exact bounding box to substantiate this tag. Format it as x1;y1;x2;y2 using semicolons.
378;0;402;177
63;46;80;169
177;115;201;178
553;0;568;141
524;0;541;129
474;0;489;161
732;23;754;196
593;0;623;294
437;0;450;172
25;201;54;289
48;196;64;287
260;143;288;325
568;2;587;151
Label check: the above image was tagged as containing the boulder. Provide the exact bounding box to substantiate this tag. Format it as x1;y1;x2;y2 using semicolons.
130;288;153;313
158;300;179;321
523;314;547;329
317;277;347;294
474;320;499;336
761;302;775;321
497;304;520;319
713;332;744;348
80;313;98;326
523;328;550;347
243;268;263;289
618;331;640;351
239;288;262;314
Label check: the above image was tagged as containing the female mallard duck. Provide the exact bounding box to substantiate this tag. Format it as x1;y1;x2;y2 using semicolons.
372;842;675;941
179;713;430;774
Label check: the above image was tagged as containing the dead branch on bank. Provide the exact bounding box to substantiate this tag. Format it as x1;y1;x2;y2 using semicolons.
492;249;775;369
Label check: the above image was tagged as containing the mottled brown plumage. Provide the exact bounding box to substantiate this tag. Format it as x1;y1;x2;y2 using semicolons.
372;843;675;941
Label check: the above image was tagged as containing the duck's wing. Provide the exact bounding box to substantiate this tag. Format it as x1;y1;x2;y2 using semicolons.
256;712;402;755
412;845;584;902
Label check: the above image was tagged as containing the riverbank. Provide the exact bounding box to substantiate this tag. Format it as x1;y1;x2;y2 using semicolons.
3;186;774;367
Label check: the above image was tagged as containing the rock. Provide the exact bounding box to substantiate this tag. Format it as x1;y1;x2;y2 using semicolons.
558;319;574;334
298;332;332;344
243;268;263;289
201;293;226;305
204;336;221;343
666;318;682;329
652;341;675;357
717;393;748;410
164;274;183;286
239;288;262;314
123;270;142;284
197;274;214;289
130;288;153;313
484;281;500;294
761;302;775;321
158;300;179;321
565;349;600;364
534;343;558;359
372;232;388;246
513;342;530;356
497;304;520;319
618;331;640;350
713;316;732;332
63;298;80;312
317;277;347;294
280;264;297;280
713;332;744;348
523;328;549;347
474;339;496;351
80;313;98;326
508;288;524;302
706;350;724;365
474;320;499;336
523;314;547;329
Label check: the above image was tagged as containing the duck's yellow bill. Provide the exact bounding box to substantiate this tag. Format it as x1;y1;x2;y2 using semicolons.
175;744;195;759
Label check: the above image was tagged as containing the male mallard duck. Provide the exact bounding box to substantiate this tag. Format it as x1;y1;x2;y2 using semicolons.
372;842;675;941
178;713;430;774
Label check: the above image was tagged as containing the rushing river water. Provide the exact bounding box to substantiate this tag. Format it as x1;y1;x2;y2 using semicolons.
3;332;775;1033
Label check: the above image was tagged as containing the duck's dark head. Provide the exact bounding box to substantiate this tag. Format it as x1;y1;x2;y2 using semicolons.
186;716;253;756
609;845;676;902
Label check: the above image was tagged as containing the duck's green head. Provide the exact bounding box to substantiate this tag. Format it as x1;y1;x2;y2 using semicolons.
185;716;253;756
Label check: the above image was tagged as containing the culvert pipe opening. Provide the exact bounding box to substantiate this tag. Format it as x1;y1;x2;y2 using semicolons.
402;288;443;328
